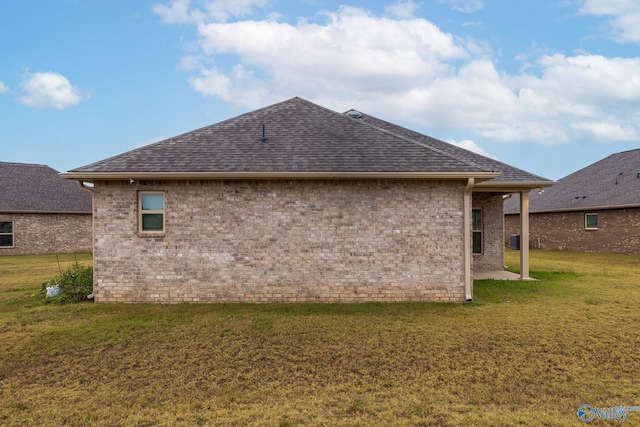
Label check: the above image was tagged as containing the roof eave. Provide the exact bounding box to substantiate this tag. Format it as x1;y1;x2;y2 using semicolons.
474;180;556;192
60;171;500;182
506;203;640;215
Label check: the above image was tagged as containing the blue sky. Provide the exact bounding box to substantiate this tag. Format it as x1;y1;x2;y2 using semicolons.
1;0;639;180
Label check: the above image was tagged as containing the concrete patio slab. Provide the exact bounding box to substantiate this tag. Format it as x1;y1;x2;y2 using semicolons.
474;270;538;281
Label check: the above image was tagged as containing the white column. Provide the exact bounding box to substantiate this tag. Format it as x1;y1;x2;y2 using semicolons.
519;191;530;280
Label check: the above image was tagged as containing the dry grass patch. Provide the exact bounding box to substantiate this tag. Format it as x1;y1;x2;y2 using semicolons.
1;250;639;426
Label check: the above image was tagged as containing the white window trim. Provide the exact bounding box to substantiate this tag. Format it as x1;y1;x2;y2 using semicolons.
472;208;482;255
0;221;14;248
585;213;598;230
138;191;165;234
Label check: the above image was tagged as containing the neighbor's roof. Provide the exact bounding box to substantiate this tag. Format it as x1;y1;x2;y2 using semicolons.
63;97;550;187
0;162;92;213
505;148;640;213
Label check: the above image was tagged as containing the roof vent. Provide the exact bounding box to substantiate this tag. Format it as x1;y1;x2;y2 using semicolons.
259;124;267;143
346;110;362;119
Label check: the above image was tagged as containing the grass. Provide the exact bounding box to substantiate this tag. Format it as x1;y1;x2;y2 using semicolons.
1;250;639;426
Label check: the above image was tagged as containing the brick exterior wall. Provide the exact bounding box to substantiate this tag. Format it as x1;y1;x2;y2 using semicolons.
505;208;640;254
472;193;505;271
0;212;92;255
92;179;470;303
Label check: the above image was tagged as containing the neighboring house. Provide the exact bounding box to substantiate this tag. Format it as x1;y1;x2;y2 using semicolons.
0;162;92;255
61;97;552;304
505;148;640;254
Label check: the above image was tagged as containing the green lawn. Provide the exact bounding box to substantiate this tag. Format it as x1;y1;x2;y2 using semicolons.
0;250;639;426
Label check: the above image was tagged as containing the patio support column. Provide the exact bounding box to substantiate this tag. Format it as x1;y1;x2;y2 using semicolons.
463;178;474;301
519;190;531;280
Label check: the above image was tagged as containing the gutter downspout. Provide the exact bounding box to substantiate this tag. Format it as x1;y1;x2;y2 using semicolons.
464;177;474;302
76;181;94;193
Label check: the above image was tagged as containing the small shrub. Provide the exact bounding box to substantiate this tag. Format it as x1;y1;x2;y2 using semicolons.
42;263;93;303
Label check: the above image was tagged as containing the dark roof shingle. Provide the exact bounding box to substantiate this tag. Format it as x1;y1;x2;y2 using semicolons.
71;97;489;174
68;97;551;188
505;148;640;213
0;162;92;213
355;112;550;183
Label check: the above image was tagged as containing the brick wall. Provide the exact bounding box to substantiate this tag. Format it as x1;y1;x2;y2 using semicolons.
0;212;92;255
92;179;468;303
505;208;640;254
472;193;505;271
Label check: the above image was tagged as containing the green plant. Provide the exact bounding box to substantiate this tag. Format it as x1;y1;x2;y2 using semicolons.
43;263;93;303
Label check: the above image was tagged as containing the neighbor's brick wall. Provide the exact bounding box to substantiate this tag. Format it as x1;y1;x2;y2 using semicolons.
0;212;92;255
472;193;505;271
92;179;468;303
505;208;640;254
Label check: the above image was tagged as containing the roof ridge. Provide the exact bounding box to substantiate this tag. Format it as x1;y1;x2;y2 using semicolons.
0;161;51;169
1;161;92;212
271;98;489;172
66;96;547;182
303;100;490;172
558;147;640;182
346;113;493;173
243;96;490;173
505;146;639;213
610;147;640;155
69;97;306;172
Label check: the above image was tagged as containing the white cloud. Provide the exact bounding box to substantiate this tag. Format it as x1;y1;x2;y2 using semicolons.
533;54;640;104
418;54;640;145
19;72;88;109
505;54;640;143
202;0;269;22
578;0;640;42
570;119;638;143
577;0;635;16
385;0;420;18
153;0;194;23
190;5;467;106
155;2;640;147
438;0;484;14
0;81;9;93
188;64;270;106
447;139;497;159
153;0;268;23
179;54;202;71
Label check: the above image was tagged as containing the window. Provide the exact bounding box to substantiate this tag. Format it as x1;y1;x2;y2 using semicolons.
139;192;165;233
0;221;14;247
585;213;598;230
472;209;482;254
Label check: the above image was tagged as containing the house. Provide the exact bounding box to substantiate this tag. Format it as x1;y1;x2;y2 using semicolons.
61;97;552;303
0;162;92;255
505;148;640;254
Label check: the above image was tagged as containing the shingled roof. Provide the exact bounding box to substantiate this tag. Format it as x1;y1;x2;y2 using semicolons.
64;97;550;188
0;162;91;213
505;148;640;213
355;112;552;186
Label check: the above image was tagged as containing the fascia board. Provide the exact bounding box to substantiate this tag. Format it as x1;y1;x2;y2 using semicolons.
60;171;500;182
